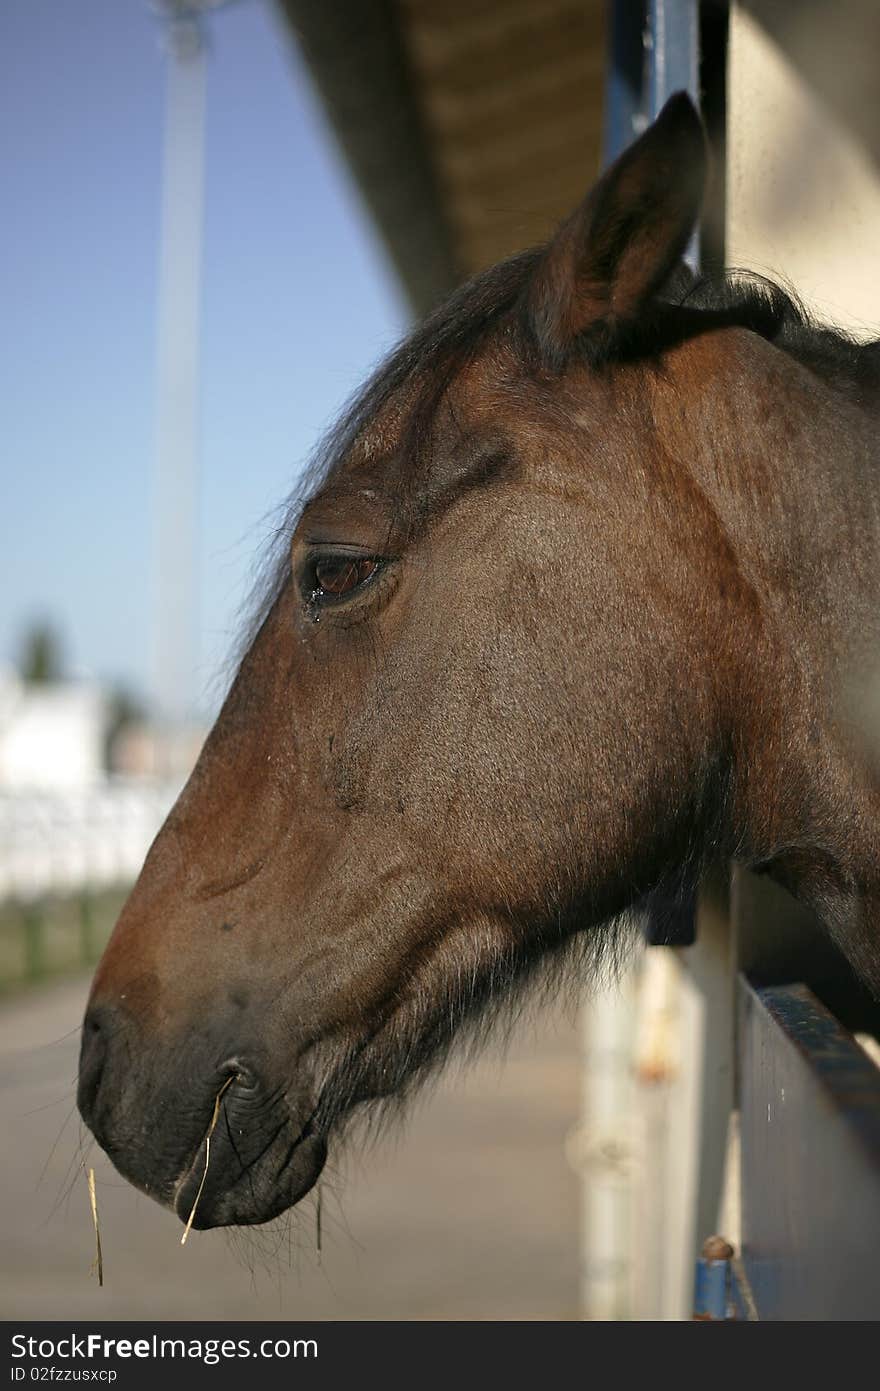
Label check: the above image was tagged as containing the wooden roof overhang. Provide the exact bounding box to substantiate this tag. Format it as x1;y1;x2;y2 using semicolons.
276;0;607;316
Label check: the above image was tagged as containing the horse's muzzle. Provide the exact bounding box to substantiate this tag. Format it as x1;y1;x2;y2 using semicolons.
77;1003;326;1228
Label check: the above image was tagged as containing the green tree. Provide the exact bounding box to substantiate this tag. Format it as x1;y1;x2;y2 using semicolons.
19;621;64;684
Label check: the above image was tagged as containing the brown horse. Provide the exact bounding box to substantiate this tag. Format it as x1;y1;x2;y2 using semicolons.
78;94;880;1229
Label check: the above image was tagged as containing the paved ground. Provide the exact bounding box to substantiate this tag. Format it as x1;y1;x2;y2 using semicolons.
0;975;583;1320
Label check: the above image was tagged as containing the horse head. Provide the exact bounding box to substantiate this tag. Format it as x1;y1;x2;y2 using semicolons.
78;93;880;1228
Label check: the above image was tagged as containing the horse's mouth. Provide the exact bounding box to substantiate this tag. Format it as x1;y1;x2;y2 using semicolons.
78;1009;327;1229
170;1079;327;1230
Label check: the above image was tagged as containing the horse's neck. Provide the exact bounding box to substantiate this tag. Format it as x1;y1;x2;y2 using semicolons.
671;331;880;649
671;334;880;994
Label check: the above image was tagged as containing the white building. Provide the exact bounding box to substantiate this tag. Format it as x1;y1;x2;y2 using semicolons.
0;671;182;903
0;668;107;792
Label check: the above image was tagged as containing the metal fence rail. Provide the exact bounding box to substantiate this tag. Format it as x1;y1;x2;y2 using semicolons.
738;978;880;1320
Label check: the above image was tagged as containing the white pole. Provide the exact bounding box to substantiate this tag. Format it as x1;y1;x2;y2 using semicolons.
153;7;207;759
573;965;639;1320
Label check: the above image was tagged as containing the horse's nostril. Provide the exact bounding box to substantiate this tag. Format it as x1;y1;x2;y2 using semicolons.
83;1004;113;1042
77;1005;116;1127
218;1058;256;1092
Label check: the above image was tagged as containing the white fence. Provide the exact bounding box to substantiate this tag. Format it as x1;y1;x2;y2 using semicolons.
0;781;181;903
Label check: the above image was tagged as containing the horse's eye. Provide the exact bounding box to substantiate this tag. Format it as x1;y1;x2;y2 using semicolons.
311;555;380;601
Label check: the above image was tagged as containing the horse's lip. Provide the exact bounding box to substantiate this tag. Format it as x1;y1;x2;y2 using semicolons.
171;1077;324;1229
172;1131;326;1230
170;1071;243;1216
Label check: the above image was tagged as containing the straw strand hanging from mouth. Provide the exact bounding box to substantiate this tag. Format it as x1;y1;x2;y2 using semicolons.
180;1075;236;1246
85;1166;103;1286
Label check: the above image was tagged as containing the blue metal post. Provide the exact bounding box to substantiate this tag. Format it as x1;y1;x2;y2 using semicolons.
693;1236;734;1319
648;0;699;116
603;0;648;165
648;0;700;268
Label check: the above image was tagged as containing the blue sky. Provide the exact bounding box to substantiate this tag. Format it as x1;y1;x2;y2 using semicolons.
1;0;409;713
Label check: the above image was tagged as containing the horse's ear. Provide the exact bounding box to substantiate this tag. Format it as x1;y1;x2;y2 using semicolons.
525;92;707;367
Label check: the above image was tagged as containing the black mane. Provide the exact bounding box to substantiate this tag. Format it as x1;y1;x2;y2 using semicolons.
671;266;880;405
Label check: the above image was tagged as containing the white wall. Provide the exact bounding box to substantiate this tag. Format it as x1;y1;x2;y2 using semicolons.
727;2;880;337
0;672;107;791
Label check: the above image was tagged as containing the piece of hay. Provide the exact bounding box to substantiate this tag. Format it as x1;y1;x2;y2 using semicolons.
315;1184;322;1265
86;1166;103;1287
180;1076;235;1246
